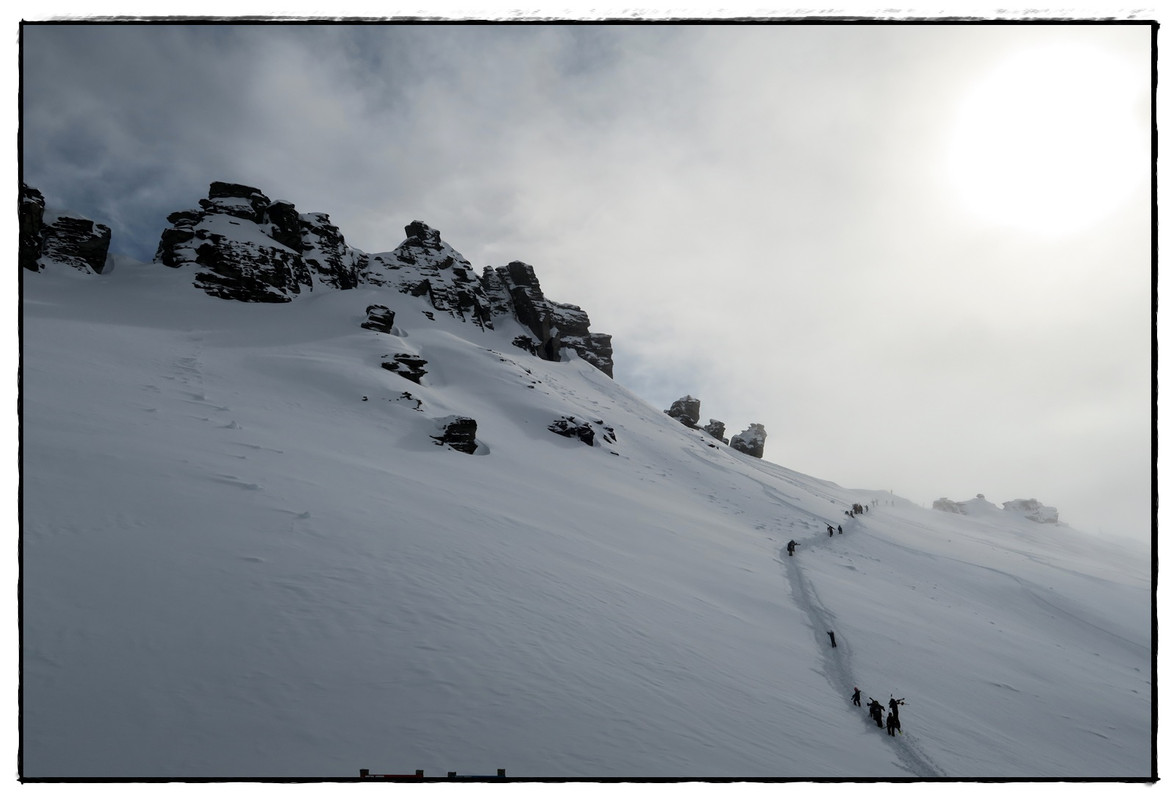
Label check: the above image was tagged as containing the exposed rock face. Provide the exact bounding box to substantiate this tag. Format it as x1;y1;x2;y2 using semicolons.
156;182;313;302
703;419;728;444
20;185;112;274
361;304;396;334
548;416;616;447
730;423;767;458
665;395;701;427
362;221;494;329
1002;498;1059;524
300;212;367;290
381;354;429;384
482;261;614;378
155;181;370;302
149;183;613;374
20;184;46;272
431;416;478;454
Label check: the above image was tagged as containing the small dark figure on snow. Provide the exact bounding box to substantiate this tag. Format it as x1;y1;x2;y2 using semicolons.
886;712;897;736
787;540;797;556
868;699;885;727
852;687;861;707
837;525;843;534
889;696;904;725
827;630;837;648
827;524;834;536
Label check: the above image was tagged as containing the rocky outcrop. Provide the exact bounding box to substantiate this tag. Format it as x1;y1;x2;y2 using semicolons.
300;212;367;289
155;182;313;302
361;304;396;334
363;221;494;329
431;416;478;454
155;181;372;302
665;396;701;428
139;182;613;374
548;416;617;447
482;261;614;378
381;354;428;384
703;419;728;445
1002;498;1059;524
20;185;112;274
730;423;767;458
20;184;46;272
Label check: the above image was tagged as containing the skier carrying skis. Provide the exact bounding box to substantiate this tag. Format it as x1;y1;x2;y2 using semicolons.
851;687;861;707
889;696;904;725
827;524;834;536
867;698;885;727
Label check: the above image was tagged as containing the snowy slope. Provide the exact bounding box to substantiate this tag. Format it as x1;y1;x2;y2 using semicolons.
20;258;1152;779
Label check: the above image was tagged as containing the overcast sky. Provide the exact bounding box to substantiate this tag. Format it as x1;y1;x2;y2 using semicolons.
18;12;1156;541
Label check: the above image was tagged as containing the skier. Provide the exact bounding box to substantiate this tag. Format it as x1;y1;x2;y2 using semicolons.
787;540;797;556
886;712;897;736
837;525;843;535
867;698;885;727
851;687;861;707
827;524;834;537
827;630;837;648
889;696;904;726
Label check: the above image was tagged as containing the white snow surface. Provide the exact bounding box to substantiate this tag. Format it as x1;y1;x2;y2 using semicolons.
21;260;1152;779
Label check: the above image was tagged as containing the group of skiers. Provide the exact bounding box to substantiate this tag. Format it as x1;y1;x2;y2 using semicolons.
852;689;904;736
785;503;913;740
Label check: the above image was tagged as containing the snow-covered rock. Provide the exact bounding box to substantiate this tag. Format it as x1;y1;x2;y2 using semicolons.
1002;498;1060;524
730;422;767;458
665;395;701;427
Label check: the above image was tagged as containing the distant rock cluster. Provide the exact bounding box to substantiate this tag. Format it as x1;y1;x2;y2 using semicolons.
20;184;111;274
663;395;763;456
933;493;1060;524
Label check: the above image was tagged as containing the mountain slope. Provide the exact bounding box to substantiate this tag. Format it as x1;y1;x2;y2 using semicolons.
20;256;1151;779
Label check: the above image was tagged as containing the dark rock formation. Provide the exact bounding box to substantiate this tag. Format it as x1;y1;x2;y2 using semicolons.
482;261;614;378
703;419;728;444
41;215;112;274
548;416;616;447
381;353;428;384
150;184;613;374
20;184;46;272
665;395;701;427
363;221;493;329
19;185;111;274
156;182;313;302
730;423;767;458
361;304;396;334
300;212;366;290
431;416;478;454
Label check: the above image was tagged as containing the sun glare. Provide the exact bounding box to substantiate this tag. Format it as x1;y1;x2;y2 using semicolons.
946;42;1148;237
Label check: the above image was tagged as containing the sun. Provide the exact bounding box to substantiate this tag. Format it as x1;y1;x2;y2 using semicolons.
945;42;1148;237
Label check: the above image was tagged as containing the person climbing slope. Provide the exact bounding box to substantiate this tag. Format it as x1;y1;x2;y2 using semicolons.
867;698;885;728
851;687;861;707
787;540;797;556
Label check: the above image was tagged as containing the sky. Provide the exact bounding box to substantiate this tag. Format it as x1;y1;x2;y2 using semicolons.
14;7;1158;543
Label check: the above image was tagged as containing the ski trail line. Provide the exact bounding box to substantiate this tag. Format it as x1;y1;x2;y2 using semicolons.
777;540;945;778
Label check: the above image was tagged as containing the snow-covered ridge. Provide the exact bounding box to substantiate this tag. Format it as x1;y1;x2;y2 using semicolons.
20;186;1151;779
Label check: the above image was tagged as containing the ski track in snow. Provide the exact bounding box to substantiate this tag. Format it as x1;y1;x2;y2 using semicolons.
776;532;946;778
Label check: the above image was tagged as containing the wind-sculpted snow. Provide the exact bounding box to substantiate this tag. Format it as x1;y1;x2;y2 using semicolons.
20;258;1152;779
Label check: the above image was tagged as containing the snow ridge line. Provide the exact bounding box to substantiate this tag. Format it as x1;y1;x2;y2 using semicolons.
776;531;945;778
